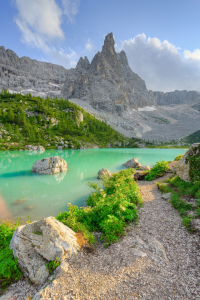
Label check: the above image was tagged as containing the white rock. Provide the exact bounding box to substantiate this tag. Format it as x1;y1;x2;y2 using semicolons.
32;156;67;175
97;168;112;179
130;248;147;257
9;217;80;285
37;145;45;152
123;158;142;168
57;146;63;150
162;193;171;200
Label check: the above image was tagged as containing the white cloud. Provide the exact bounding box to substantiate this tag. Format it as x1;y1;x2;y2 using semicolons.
116;34;200;92
15;0;64;39
62;0;80;24
184;49;200;60
14;0;80;68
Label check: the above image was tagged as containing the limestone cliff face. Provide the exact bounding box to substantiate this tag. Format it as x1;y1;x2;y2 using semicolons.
61;33;155;113
0;46;68;97
153;90;200;106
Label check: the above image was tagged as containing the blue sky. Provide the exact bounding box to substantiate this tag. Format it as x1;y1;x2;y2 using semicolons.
1;0;200;92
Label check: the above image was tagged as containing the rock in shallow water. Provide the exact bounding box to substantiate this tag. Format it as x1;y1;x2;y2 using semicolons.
123;157;142;168
32;156;67;175
97;168;112;179
9;217;80;285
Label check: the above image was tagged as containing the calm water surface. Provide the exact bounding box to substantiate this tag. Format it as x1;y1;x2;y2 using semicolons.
0;148;186;222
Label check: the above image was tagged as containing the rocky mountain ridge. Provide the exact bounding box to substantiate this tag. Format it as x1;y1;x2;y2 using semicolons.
1;33;200;141
0;46;68;98
62;33;155;113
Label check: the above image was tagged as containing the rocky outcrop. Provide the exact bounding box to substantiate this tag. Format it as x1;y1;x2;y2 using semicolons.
62;33;155;113
9;217;80;285
32;156;67;174
97;168;112;179
153;90;200;106
0;46;67;97
176;143;199;182
123;158;142;169
25;145;45;151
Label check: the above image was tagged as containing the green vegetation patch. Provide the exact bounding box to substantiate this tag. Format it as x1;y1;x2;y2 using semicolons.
45;257;60;274
185;144;200;182
158;174;200;232
0;90;129;150
144;161;169;181
183;130;200;144
174;154;183;161
57;168;142;248
0;221;22;293
147;115;170;124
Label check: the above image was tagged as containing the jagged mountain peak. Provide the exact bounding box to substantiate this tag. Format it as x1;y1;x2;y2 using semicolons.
62;32;155;112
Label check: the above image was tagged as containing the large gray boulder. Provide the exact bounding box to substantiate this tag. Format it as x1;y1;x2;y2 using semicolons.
9;217;80;285
123;158;142;169
32;156;67;175
97;168;112;179
176;143;199;182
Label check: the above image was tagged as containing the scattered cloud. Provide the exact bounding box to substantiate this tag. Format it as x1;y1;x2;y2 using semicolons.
116;34;200;92
61;0;80;24
15;0;64;40
14;0;80;68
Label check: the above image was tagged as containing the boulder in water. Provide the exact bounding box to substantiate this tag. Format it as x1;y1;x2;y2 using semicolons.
123;158;142;168
97;168;112;179
32;156;67;175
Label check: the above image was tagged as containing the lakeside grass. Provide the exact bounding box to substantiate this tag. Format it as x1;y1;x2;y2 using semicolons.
157;175;200;232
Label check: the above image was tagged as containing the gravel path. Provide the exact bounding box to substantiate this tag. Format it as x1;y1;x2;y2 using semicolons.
2;174;200;300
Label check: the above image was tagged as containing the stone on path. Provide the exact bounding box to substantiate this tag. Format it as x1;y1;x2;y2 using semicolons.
190;219;200;233
130;248;147;257
32;156;67;175
9;217;80;285
161;193;171;201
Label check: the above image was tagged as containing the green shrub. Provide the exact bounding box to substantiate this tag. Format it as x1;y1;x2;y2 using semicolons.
157;183;173;193
170;193;192;216
174;154;183;161
57;168;142;247
45;257;60;274
144;161;169;181
0;221;22;292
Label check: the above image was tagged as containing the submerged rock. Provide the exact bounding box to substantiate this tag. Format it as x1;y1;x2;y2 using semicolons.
123;158;142;169
9;217;80;285
32;156;67;175
97;168;112;179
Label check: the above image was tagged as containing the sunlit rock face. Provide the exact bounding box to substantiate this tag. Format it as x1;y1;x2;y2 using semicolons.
0;46;67;97
61;33;155;113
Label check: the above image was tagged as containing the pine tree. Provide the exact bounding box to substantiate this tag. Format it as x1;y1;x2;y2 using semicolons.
7;107;15;122
15;125;19;135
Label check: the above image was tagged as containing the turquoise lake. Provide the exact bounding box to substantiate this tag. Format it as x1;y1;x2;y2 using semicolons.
0;148;186;222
